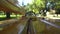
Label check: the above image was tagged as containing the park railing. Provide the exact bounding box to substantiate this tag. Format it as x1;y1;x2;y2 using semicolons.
40;19;60;29
40;19;60;34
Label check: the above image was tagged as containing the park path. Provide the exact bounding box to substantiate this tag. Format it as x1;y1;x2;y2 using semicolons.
0;17;29;34
0;17;60;34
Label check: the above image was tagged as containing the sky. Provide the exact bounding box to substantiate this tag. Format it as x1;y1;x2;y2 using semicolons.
18;0;32;6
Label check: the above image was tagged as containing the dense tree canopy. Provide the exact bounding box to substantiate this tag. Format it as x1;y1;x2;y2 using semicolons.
25;0;45;13
25;0;60;14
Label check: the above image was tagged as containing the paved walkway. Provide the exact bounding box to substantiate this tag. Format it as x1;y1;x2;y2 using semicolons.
0;17;29;34
0;17;60;34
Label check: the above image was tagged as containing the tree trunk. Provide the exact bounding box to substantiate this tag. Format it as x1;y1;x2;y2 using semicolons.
57;14;58;17
6;12;10;19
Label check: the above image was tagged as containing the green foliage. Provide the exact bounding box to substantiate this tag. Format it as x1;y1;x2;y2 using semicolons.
55;1;60;9
33;0;45;10
25;0;45;13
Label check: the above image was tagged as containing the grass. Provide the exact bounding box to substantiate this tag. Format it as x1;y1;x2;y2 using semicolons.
46;14;60;19
46;14;60;25
0;17;17;21
0;15;22;21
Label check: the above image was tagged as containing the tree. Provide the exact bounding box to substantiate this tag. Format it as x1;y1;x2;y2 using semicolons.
5;12;10;19
55;9;60;16
26;0;45;13
54;0;60;16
